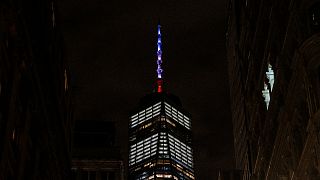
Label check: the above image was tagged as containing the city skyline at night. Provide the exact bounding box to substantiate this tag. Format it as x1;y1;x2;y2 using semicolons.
2;0;320;179
0;0;238;179
58;0;233;178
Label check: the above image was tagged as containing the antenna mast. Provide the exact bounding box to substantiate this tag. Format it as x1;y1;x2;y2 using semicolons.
155;24;164;93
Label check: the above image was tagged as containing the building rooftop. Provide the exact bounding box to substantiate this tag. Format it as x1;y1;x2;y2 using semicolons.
72;120;120;159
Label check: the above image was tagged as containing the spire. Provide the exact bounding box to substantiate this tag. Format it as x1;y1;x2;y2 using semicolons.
156;24;164;93
157;24;163;79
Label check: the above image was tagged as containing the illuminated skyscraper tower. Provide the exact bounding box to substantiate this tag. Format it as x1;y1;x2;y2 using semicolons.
128;25;195;180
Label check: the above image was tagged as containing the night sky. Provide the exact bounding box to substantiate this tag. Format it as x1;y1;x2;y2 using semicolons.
57;0;234;179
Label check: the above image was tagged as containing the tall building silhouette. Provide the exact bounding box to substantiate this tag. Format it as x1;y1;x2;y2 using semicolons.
0;0;73;179
227;0;320;179
128;25;195;180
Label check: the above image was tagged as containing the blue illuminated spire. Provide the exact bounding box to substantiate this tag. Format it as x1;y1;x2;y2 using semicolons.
157;24;163;79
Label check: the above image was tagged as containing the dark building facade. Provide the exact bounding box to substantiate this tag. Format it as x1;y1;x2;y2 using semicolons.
0;0;73;179
128;25;195;180
71;121;124;180
218;170;243;180
227;0;320;179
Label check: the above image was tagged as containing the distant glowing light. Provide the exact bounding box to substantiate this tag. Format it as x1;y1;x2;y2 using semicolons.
157;79;163;93
157;85;162;93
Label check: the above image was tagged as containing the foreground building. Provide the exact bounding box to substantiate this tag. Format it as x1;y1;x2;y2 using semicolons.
71;121;124;180
0;0;73;179
128;25;195;180
227;0;320;179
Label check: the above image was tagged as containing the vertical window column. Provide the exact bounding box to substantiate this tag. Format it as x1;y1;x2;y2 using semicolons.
158;132;169;158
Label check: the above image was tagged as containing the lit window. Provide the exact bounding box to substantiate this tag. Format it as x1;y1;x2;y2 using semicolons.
262;83;270;109
262;63;274;110
132;113;138;118
266;63;274;91
168;134;193;168
164;102;191;129
130;102;161;128
152;112;160;117
153;102;161;108
139;115;145;121
129;133;159;166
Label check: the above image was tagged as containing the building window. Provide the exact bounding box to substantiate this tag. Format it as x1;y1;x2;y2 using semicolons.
262;63;274;109
130;102;161;128
129;133;158;166
168;134;193;169
164;102;191;129
262;83;270;109
266;63;274;91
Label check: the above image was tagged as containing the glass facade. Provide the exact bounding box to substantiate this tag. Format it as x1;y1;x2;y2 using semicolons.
165;102;191;129
129;134;158;166
129;100;195;180
130;102;161;128
168;134;193;169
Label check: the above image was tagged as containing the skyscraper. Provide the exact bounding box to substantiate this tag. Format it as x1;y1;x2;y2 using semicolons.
0;0;73;179
128;25;195;180
227;0;320;179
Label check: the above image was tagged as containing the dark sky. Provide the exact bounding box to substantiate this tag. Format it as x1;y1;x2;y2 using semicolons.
57;0;234;179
